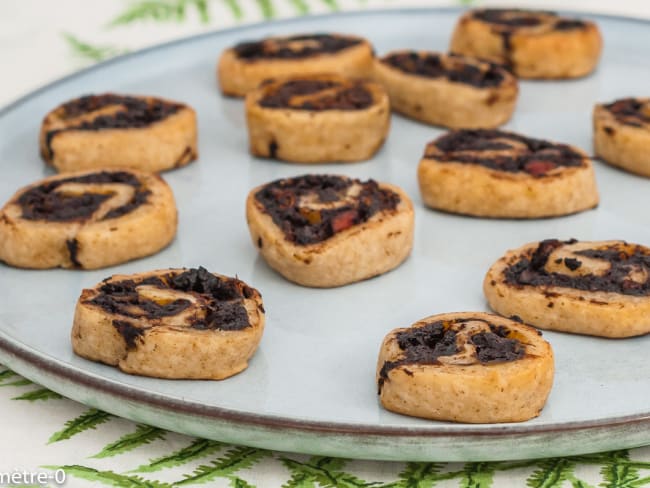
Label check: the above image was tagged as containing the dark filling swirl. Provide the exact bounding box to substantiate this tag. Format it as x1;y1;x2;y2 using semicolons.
259;80;373;111
18;171;150;222
233;34;362;60
473;9;585;31
505;239;650;295
604;98;650;128
427;129;585;176
45;94;182;159
255;175;400;246
378;318;525;393
87;267;258;347
381;52;506;88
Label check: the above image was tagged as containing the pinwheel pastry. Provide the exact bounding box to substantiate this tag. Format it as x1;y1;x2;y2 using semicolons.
0;169;176;269
485;239;650;338
246;174;414;287
417;129;599;218
218;33;374;97
245;74;390;163
450;9;602;79
72;267;265;379
377;312;554;423
373;51;517;128
40;93;197;173
594;98;650;177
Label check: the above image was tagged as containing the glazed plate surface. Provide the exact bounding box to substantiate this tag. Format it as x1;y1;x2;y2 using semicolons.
0;8;649;461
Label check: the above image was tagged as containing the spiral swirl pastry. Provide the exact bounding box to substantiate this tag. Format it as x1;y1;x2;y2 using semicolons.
377;312;554;423
72;267;265;379
246;174;414;287
450;9;602;79
40;93;197;173
0;169;176;269
594;98;650;177
218;33;374;97
417;129;599;218
374;51;518;128
245;74;390;163
485;239;650;337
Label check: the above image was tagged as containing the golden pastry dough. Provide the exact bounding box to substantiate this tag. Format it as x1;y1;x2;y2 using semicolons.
218;33;374;97
450;9;602;79
373;51;517;128
417;129;599;218
377;312;554;423
72;267;265;380
485;239;650;338
0;169;177;269
246;174;414;287
40;93;197;173
245;74;390;163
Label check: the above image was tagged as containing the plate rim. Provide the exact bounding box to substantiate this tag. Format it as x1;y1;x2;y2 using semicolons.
1;6;649;460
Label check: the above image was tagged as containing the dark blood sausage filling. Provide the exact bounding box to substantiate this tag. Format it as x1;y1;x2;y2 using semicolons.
45;94;182;159
381;52;505;88
259;80;373;111
504;239;650;295
233;34;362;60
427;129;585;176
255;175;400;246
378;318;525;392
604;98;650;127
86;267;257;347
17;171;150;222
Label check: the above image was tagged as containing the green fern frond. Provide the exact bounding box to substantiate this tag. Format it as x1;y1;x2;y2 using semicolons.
109;0;185;25
289;0;309;14
0;378;33;387
48;408;112;444
223;0;244;20
526;459;576;488
63;33;125;62
320;0;339;10
460;462;500;488
630;476;650;487
255;0;275;19
229;476;256;488
42;465;171;488
395;462;447;486
599;450;641;488
280;456;376;488
12;388;63;402
191;0;210;22
282;470;316;488
175;446;269;485
0;368;17;382
133;438;224;473
567;475;595;488
92;424;166;459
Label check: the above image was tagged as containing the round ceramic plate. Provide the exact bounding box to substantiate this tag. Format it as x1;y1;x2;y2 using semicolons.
1;8;649;462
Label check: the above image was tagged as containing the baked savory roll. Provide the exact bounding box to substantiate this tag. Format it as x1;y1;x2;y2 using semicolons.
246;174;414;287
245;74;390;163
218;33;374;97
485;239;650;338
72;267;265;379
374;51;518;128
377;312;554;423
594;98;650;177
450;9;602;79
417;129;599;218
40;93;197;173
0;169;176;269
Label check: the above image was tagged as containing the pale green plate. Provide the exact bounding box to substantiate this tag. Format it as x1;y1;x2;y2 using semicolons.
0;8;648;461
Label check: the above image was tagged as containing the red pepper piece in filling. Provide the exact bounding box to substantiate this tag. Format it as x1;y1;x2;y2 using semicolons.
524;160;557;176
330;209;358;233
